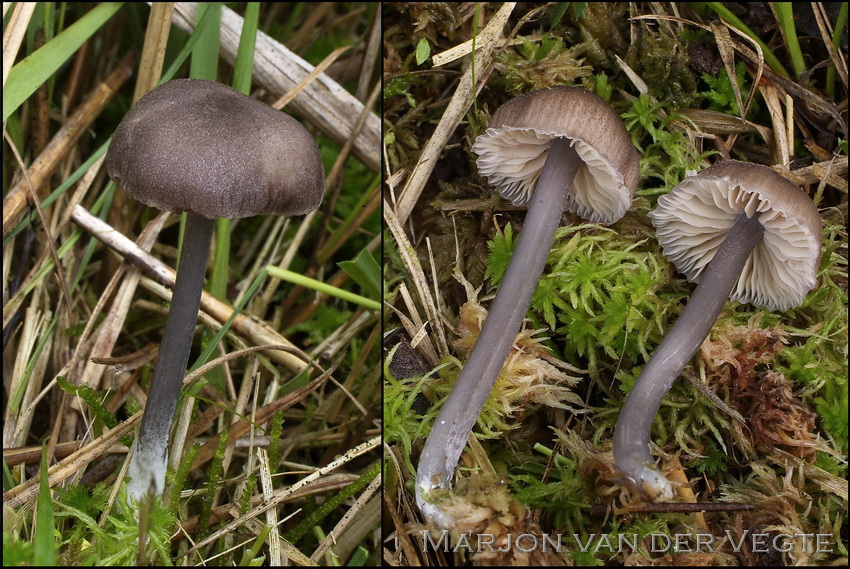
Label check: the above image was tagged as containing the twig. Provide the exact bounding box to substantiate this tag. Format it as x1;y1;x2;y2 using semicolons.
179;436;380;558
590;502;754;516
70;204;309;373
392;2;516;223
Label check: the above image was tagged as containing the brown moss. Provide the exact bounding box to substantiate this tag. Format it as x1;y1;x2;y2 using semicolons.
494;39;593;93
701;318;819;460
635;28;699;108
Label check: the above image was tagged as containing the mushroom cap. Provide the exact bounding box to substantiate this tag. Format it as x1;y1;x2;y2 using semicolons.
106;79;326;220
471;86;640;224
649;160;822;311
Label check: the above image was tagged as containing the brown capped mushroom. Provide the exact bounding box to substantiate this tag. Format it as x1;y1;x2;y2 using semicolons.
613;160;822;502
106;79;326;503
416;86;639;528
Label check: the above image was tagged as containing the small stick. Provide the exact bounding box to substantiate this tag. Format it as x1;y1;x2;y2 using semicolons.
70;204;308;373
590;502;754;516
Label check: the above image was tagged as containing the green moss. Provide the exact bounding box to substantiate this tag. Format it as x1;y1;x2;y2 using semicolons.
510;453;591;534
775;222;849;451
637;31;699;108
699;62;758;116
48;483;177;566
494;34;593;93
487;223;672;377
623;94;717;190
690;439;729;477
383;345;449;476
575;2;630;58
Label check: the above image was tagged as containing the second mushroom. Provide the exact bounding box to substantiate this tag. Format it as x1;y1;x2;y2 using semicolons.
613;160;822;501
415;86;640;528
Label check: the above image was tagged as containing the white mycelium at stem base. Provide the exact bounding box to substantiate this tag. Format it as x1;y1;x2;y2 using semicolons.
613;161;822;502
415;87;640;528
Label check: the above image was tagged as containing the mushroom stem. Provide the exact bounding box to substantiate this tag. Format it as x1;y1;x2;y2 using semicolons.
127;212;215;503
416;137;581;525
613;212;765;501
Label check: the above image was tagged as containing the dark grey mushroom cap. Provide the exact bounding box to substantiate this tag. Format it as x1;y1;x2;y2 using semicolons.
106;79;326;219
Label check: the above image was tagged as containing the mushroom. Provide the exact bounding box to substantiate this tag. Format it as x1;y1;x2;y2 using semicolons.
613;160;822;501
415;86;639;527
106;79;326;503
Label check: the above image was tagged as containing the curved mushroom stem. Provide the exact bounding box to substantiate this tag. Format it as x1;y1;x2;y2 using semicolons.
127;212;215;504
416;137;581;527
613;212;764;501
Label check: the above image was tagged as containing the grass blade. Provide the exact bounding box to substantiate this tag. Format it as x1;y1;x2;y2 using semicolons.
4;2;122;120
34;444;57;566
